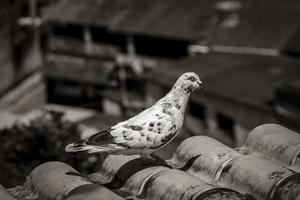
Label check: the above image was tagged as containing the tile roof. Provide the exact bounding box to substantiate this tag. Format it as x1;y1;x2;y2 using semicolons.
29;162;124;200
4;123;300;200
146;53;300;109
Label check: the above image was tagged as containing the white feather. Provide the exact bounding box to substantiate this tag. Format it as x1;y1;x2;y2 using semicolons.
66;72;202;156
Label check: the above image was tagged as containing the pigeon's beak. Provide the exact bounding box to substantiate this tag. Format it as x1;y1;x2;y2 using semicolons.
196;80;203;88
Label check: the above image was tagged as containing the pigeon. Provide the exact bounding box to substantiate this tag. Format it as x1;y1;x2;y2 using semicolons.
65;72;202;159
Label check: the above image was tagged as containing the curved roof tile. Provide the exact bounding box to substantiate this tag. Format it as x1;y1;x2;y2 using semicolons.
5;123;300;200
29;161;124;200
245;123;300;169
167;136;242;182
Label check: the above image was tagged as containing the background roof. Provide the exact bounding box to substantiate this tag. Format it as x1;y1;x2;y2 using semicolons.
43;0;137;27
44;0;300;50
146;53;300;108
111;0;218;41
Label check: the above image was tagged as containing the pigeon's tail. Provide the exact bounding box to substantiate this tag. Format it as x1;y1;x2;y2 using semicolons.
65;140;124;155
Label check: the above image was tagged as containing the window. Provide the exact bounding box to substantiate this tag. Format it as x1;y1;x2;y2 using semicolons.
216;112;234;140
46;78;103;111
52;24;84;40
90;27;126;52
189;101;206;121
134;35;189;58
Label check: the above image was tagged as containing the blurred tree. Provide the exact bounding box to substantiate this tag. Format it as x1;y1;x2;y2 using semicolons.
0;110;97;187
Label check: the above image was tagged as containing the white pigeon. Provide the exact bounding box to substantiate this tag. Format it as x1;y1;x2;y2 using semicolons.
65;72;202;158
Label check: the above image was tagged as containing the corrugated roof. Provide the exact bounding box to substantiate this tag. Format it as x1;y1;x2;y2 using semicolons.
43;0;137;27
146;53;300;108
208;0;300;49
4;123;300;200
43;0;300;49
111;0;217;41
111;0;300;48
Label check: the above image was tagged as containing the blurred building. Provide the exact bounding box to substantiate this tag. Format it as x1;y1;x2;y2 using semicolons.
275;81;300;131
42;0;177;115
145;53;300;146
111;0;300;146
282;25;300;57
0;0;55;96
195;0;300;55
40;0;300;146
42;0;129;111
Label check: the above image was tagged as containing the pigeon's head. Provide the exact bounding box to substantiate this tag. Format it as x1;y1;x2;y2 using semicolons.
174;72;202;93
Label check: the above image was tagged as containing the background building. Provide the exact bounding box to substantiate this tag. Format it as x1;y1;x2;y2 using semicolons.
39;0;300;146
145;53;300;146
0;0;299;150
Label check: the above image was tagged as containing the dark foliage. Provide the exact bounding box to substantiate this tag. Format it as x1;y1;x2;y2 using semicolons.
0;110;97;187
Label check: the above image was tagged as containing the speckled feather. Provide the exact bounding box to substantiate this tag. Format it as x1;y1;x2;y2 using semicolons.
65;72;202;156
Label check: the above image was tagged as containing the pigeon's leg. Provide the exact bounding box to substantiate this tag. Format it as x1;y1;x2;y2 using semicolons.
149;152;164;162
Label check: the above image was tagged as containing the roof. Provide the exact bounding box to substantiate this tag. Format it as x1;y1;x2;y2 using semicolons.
208;0;300;49
146;53;300;109
42;0;300;49
111;0;300;48
43;0;136;27
111;0;218;41
4;123;300;199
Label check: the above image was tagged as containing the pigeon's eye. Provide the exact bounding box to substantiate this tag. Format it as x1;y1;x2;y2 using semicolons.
187;76;196;82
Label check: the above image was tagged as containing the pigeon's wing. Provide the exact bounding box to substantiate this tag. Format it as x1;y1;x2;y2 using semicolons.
83;129;115;145
65;129;126;154
112;106;157;128
66;103;178;154
109;106;178;149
